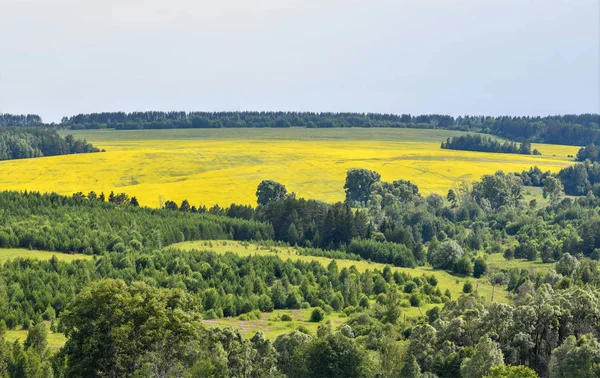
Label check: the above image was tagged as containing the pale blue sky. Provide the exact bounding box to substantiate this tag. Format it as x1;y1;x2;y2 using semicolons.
1;0;598;122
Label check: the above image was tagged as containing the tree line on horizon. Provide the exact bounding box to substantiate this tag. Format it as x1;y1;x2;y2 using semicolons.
1;111;598;146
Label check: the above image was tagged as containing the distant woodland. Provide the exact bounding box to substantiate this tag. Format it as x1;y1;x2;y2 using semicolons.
2;111;598;146
441;134;541;155
577;144;600;163
0;128;100;161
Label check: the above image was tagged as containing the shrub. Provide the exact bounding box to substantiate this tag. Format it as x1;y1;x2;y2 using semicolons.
463;282;474;293
473;257;487;278
258;294;274;312
309;307;325;322
453;256;474;276
403;281;418;293
409;294;421;307
358;296;370;308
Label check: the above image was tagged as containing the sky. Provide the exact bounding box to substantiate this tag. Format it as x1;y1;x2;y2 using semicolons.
0;0;599;123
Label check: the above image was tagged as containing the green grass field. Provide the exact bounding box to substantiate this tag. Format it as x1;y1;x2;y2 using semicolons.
485;253;553;274
204;308;347;339
62;127;494;142
5;327;67;351
0;248;93;263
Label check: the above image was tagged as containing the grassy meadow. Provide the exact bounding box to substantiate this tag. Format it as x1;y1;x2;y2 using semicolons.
5;327;67;351
0;248;93;263
0;128;578;208
204;308;347;339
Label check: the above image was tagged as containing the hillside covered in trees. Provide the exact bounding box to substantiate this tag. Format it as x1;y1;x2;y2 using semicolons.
2;166;600;376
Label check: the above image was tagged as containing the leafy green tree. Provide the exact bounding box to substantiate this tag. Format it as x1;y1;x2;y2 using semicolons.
400;353;422;378
61;279;201;377
447;189;457;207
305;332;371;378
453;255;474;275
463;282;474;293
164;200;178;210
473;171;523;209
519;141;532;155
274;330;312;378
473;256;488;278
249;331;279;377
344;169;381;205
549;334;600;378
408;323;437;372
310;307;325;322
542;177;564;205
484;364;538;377
256;180;288;205
24;322;48;356
555;253;579;276
461;336;504;378
429;240;464;270
179;199;191;212
287;223;299;245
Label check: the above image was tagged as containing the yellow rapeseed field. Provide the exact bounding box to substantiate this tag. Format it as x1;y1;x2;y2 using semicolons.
0;128;579;207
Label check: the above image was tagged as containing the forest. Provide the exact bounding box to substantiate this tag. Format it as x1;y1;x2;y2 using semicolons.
3;111;597;146
1;163;600;376
0;128;99;161
0;114;42;127
518;161;600;197
441;134;540;155
577;144;600;163
59;112;599;146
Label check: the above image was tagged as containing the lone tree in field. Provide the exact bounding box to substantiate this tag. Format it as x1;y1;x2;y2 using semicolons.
344;169;381;206
256;180;288;206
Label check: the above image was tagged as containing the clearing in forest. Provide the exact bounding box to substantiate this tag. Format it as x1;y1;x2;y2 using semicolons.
0;248;93;263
